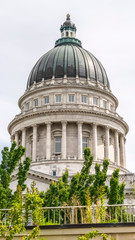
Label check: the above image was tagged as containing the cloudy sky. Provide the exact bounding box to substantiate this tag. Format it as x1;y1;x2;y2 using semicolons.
0;0;135;172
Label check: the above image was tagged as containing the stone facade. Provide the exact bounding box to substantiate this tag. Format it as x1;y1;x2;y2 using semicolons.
9;79;129;178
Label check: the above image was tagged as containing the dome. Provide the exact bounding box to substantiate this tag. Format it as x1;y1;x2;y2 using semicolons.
27;15;110;89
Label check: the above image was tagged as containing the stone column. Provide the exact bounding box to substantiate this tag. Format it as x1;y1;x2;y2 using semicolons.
46;122;51;160
11;135;14;144
22;128;26;161
92;123;97;161
104;126;109;159
78;122;83;160
15;132;19;146
114;130;120;165
120;134;126;168
62;121;67;159
32;125;37;162
22;128;26;148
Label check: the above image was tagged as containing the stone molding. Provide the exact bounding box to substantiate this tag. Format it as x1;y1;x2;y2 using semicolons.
9;108;128;135
19;81;118;108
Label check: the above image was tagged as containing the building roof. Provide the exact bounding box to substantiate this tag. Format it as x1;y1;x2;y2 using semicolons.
27;15;110;89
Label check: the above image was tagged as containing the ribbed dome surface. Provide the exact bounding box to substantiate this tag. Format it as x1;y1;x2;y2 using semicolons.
27;44;110;89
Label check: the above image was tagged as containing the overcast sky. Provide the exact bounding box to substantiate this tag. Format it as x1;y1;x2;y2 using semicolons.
0;0;135;172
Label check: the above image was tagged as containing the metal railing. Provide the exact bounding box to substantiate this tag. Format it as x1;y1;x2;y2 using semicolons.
0;204;135;225
42;204;135;224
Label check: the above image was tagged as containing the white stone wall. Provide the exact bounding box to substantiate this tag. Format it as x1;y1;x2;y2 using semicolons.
8;79;129;178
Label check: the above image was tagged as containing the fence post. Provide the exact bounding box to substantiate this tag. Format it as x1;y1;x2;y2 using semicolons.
71;207;74;224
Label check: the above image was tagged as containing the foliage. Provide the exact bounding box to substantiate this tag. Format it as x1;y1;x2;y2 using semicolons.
108;169;125;205
0;185;25;240
69;148;94;205
0;141;31;209
95;186;106;223
22;226;40;240
42;148;125;211
86;190;92;223
90;159;109;203
0;183;44;240
43;169;69;207
17;157;31;191
25;182;43;225
78;229;115;240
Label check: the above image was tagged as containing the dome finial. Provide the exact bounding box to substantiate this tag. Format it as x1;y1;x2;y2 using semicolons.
66;13;70;20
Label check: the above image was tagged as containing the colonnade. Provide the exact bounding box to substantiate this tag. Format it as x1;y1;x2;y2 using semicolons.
12;122;126;168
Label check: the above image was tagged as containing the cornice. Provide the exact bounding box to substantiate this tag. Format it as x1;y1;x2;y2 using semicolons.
8;107;129;134
11;169;58;183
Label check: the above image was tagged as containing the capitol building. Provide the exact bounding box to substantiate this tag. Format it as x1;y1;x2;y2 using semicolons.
9;15;134;197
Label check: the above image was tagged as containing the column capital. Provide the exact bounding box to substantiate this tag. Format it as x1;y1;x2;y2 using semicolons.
114;129;119;133
61;121;67;125
32;124;37;128
120;133;125;137
21;127;26;131
92;123;97;127
77;121;83;125
105;125;110;130
45;122;51;126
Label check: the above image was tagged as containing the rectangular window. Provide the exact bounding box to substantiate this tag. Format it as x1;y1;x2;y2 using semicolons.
34;99;38;107
93;97;99;106
103;100;107;109
53;170;56;176
82;137;88;152
56;95;61;103
69;95;74;102
110;104;113;111
55;136;61;153
44;96;49;104
81;95;87;103
26;102;30;110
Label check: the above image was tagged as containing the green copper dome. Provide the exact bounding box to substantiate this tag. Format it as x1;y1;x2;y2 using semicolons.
27;15;110;89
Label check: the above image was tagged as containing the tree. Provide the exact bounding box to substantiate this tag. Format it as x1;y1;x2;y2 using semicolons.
69;148;94;205
0;184;44;240
0;141;31;208
25;182;43;225
108;169;125;204
17;157;31;191
43;169;69;207
90;159;109;203
42;148;124;208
